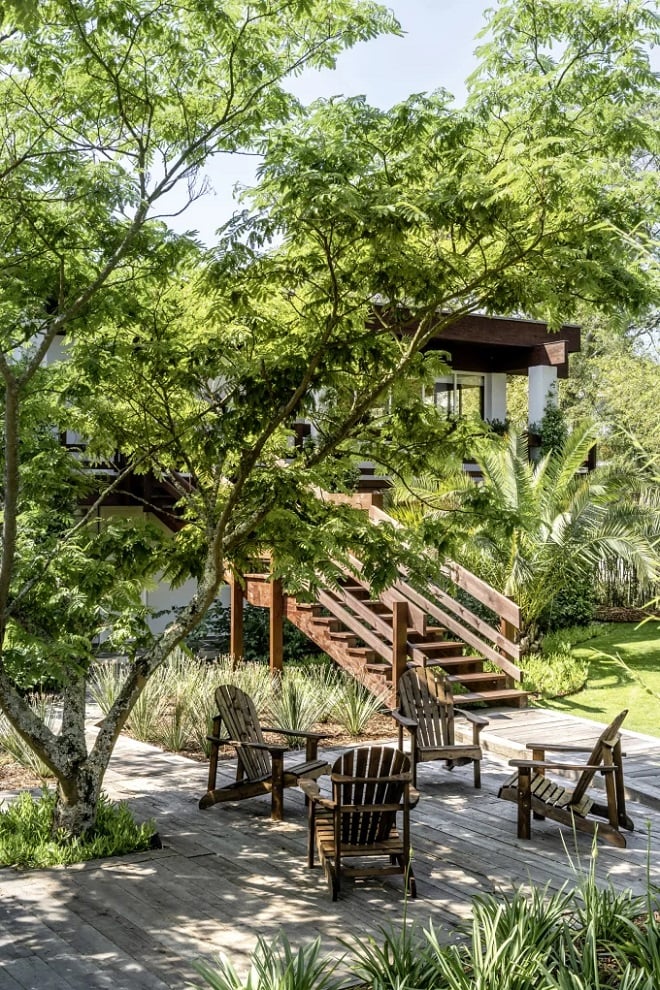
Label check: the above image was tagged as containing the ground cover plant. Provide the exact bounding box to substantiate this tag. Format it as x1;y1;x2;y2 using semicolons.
0;789;157;868
188;852;660;989
542;623;660;737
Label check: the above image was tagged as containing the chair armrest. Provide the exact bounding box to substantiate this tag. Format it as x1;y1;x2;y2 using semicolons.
233;740;288;756
391;710;418;730
455;708;489;727
298;779;321;801
510;758;614;773
262;726;331;740
299;778;335;809
524;742;592;753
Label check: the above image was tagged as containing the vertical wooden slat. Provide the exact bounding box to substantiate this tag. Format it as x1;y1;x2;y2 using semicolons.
229;575;244;662
270;577;284;674
391;600;408;698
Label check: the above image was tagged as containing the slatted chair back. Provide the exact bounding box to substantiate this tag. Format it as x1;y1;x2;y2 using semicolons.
214;683;271;781
569;709;628;808
398;668;454;749
331;746;410;847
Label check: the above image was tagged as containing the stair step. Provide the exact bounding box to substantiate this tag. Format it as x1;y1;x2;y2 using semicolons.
348;647;379;662
453;688;529;708
329;631;358;645
360;600;391;613
311;616;343;633
408;627;446;643
415;641;465;655
365;663;392;678
447;672;508;688
413;656;484;672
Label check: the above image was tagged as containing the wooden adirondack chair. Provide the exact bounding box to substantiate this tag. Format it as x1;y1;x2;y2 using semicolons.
498;710;634;847
198;684;330;821
300;746;418;901
391;668;488;787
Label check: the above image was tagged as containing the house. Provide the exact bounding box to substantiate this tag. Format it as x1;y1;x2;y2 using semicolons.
46;312;581;633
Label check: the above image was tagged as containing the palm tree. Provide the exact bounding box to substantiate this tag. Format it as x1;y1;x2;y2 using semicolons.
390;424;659;647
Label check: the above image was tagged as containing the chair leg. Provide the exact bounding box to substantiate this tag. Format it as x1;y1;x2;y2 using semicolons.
271;753;284;821
473;758;481;789
517;768;532;839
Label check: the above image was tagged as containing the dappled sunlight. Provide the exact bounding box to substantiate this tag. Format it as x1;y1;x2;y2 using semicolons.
2;714;660;985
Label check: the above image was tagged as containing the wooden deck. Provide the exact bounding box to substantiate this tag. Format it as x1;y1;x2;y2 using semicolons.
1;711;659;989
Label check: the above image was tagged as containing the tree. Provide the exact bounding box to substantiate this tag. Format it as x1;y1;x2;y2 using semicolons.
390;425;659;646
1;0;659;838
563;310;660;465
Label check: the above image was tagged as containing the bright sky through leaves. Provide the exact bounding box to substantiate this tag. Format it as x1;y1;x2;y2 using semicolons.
167;0;489;244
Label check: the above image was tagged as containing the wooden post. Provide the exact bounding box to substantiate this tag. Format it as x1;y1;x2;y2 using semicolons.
229;575;244;663
391;600;408;700
500;616;518;688
270;577;284;675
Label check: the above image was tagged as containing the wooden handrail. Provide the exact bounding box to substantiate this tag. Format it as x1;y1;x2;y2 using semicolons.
368;504;520;630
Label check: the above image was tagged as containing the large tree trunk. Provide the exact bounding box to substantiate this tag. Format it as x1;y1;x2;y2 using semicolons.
52;765;104;837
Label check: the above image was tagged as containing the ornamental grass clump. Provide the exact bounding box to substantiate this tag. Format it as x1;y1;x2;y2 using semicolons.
0;789;157;868
190;933;344;990
331;675;387;737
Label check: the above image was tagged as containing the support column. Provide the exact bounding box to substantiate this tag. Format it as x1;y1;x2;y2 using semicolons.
483;373;507;423
229;575;244;663
528;365;558;427
269;578;284;675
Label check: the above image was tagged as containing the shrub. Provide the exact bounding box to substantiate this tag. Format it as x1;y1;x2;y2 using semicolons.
522;648;589;698
183;600;321;663
331;676;387;737
0;789;157;868
542;574;597;632
190;933;343;990
190;860;660;990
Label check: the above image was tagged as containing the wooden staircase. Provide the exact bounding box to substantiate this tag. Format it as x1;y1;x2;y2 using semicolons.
240;506;528;709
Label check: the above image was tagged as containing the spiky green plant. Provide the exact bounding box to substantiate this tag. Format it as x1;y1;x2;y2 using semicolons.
331;675;387;737
189;933;343;990
391;424;659;642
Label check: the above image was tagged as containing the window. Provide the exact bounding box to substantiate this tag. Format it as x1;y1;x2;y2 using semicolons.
431;374;484;419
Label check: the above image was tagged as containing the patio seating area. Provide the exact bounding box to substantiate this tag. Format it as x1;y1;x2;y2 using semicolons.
1;709;659;990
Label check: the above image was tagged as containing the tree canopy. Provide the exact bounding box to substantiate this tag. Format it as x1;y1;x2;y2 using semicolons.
0;0;659;836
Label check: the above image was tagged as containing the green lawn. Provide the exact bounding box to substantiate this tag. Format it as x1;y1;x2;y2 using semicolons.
540;622;660;737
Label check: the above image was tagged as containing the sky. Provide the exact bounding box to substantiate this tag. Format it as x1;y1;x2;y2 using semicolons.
166;0;490;244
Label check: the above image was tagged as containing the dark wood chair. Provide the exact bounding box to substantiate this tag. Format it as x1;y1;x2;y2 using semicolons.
391;668;488;787
198;683;330;821
498;709;634;847
300;745;418;901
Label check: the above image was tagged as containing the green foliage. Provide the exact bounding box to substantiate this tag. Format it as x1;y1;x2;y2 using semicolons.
330;677;387;737
532;403;569;458
190;933;343;990
185;601;322;664
542;574;598;631
524;649;589;699
266;667;337;743
192;859;660;990
393;425;659;644
0;789;156;868
348;921;438;990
